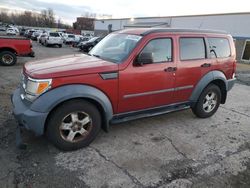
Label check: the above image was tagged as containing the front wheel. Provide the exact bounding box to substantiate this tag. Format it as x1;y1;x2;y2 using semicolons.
0;51;17;66
191;84;221;118
47;100;101;151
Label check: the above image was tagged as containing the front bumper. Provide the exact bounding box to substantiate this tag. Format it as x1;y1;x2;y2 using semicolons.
227;78;236;91
11;88;48;136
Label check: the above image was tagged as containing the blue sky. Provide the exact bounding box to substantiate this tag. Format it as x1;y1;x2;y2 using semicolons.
0;0;249;24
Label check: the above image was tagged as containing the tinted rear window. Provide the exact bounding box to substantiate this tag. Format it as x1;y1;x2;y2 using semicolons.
68;35;75;38
50;32;60;37
180;38;206;60
208;38;231;58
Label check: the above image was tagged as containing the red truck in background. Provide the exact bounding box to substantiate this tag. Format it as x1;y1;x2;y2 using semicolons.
0;36;34;66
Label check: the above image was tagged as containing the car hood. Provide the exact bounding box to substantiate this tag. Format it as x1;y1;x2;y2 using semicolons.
24;54;118;79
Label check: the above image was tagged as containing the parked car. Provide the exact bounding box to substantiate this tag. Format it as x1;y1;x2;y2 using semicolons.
38;33;47;43
0;26;6;31
78;37;103;52
19;28;26;36
64;34;75;44
25;30;35;38
31;31;43;41
41;32;63;47
72;35;90;47
6;28;16;35
0;36;34;66
12;28;236;150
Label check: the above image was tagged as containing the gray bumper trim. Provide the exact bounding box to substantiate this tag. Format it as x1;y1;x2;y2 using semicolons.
12;88;48;136
227;78;236;91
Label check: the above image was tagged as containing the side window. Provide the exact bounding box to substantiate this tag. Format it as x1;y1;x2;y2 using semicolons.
180;38;206;60
208;38;231;58
140;38;172;63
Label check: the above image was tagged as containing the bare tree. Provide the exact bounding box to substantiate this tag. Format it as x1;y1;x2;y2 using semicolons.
0;8;71;28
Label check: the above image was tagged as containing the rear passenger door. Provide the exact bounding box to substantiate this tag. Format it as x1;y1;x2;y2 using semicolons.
174;36;212;103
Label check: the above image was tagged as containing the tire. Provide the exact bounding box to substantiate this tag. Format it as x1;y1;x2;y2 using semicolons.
0;51;17;66
191;84;221;118
47;99;101;151
58;44;62;48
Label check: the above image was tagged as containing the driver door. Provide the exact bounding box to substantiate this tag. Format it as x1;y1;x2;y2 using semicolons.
118;37;176;113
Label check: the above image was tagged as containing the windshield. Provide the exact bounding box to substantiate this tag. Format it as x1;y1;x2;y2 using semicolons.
89;33;142;63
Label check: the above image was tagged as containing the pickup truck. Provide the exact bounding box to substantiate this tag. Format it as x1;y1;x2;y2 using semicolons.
0;36;34;66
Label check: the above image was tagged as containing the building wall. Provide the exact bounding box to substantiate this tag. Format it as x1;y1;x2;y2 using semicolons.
235;39;246;63
95;13;250;38
73;17;94;31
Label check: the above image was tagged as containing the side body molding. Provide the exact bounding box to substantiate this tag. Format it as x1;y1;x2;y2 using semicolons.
30;84;113;131
189;71;227;106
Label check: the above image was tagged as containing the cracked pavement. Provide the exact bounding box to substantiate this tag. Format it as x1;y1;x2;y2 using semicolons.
0;42;250;188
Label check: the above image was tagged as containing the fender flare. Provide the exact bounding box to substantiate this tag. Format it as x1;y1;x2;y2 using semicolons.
189;71;227;106
30;84;113;131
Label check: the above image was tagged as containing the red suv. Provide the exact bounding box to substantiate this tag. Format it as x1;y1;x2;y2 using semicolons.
12;28;236;150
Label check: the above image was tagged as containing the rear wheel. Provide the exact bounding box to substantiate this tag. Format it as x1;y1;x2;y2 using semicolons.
47;99;101;151
0;51;17;66
191;84;221;118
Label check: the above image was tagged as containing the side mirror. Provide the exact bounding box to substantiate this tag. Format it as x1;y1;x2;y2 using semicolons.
135;52;153;66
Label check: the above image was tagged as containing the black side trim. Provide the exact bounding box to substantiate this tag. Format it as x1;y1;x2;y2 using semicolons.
111;101;190;124
99;72;118;80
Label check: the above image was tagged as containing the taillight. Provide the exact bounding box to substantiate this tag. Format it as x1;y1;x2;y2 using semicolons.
47;36;49;40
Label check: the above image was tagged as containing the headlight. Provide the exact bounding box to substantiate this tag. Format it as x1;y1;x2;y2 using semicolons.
22;76;52;101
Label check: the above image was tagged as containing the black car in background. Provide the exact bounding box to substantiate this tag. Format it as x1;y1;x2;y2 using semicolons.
19;28;26;36
25;30;35;38
78;37;103;52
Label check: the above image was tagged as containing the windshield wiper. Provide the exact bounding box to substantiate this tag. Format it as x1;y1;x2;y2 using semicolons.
91;54;100;58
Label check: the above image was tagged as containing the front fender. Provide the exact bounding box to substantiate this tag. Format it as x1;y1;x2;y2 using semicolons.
30;84;113;130
189;71;227;105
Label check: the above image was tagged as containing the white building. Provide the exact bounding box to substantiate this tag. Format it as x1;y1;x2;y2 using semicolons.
94;12;250;63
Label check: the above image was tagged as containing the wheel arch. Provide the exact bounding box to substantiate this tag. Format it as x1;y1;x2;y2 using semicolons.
189;71;228;106
0;47;17;55
30;84;113;134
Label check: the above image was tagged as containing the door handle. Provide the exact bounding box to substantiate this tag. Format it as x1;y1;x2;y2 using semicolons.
201;63;211;68
164;67;177;72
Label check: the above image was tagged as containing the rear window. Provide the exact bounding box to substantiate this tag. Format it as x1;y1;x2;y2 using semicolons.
208;38;231;58
50;32;60;37
180;38;206;60
68;35;75;38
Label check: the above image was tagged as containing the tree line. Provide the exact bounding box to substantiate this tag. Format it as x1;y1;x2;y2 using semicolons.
0;8;71;29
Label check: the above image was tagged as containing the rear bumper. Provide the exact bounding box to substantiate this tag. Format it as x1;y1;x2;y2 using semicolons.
227;78;236;91
11;88;47;136
19;50;35;57
29;50;35;57
47;40;63;45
